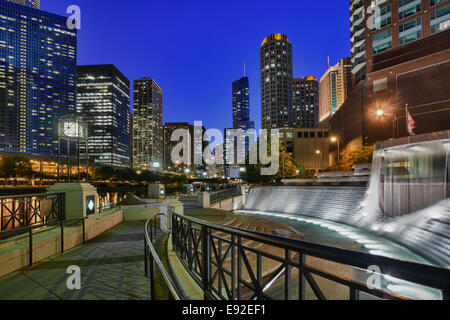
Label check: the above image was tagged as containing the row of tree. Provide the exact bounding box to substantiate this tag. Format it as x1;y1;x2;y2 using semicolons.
0;156;189;186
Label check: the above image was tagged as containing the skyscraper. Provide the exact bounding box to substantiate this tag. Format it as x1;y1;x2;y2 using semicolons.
163;122;194;172
292;76;319;128
6;0;39;9
133;78;163;170
77;65;131;168
0;1;77;156
260;33;293;129
319;58;352;121
350;0;367;86
232;76;254;131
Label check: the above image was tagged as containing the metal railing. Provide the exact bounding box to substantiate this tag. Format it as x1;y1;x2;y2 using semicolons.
170;212;450;300
144;213;188;300
0;193;65;235
0;217;87;266
209;186;241;204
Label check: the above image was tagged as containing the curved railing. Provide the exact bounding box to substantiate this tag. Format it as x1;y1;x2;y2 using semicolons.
144;210;450;300
144;213;188;300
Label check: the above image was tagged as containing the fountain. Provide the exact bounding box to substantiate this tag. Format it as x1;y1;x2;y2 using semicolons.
240;131;450;267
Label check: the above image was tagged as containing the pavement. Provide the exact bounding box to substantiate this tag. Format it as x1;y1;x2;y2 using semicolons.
0;221;153;300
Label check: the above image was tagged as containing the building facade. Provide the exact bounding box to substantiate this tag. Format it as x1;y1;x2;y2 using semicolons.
232;76;255;131
6;0;39;9
350;0;367;86
279;128;330;171
330;0;450;161
319;57;353;122
292;76;319;128
132;78;163;170
0;1;77;157
260;33;293;129
163;122;194;172
76;65;131;168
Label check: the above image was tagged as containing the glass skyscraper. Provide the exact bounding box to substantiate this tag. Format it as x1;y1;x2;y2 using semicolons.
232;76;254;131
132;78;163;170
6;0;39;9
292;76;319;128
76;65;131;168
0;1;77;156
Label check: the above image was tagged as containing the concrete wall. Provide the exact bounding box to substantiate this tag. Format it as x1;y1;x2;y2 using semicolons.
209;195;246;211
121;205;160;221
0;209;123;278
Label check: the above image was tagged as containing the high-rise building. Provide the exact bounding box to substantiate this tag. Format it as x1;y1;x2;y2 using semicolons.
292;76;319;128
260;33;293;129
350;0;367;86
163;122;194;172
319;58;353;122
6;0;39;9
366;0;450;72
329;1;450;159
133;78;163;170
0;1;77;156
76;65;131;168
232;76;254;131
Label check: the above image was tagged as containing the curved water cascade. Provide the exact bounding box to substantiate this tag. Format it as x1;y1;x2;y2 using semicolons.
241;136;450;267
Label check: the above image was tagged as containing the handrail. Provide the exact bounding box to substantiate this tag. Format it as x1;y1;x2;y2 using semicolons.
171;212;450;300
144;213;187;300
0;192;63;200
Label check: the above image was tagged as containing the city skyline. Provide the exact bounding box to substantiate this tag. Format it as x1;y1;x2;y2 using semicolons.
40;0;351;132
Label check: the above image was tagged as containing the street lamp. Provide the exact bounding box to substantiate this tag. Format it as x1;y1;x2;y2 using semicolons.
376;109;384;117
58;115;88;182
330;136;340;166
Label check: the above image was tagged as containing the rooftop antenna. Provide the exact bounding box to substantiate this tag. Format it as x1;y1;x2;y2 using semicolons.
327;56;330;68
244;60;247;77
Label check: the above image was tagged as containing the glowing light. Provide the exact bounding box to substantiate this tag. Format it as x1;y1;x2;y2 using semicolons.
376;109;384;117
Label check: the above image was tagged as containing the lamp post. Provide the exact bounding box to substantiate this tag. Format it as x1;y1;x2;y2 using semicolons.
330;136;340;166
58;115;88;183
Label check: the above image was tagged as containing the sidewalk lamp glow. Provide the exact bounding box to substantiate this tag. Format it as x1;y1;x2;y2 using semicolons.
331;136;338;143
376;109;385;117
152;162;161;169
316;150;321;155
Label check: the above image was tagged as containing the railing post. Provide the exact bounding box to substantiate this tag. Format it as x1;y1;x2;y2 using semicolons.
28;228;33;266
144;237;148;278
201;225;210;300
299;252;306;300
60;221;64;253
231;234;236;300
285;249;291;300
149;253;156;300
350;288;360;300
82;218;86;244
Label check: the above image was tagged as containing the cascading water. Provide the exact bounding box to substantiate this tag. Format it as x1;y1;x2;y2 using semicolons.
354;138;450;266
241;137;450;267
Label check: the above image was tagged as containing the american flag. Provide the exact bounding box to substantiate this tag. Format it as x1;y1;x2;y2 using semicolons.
406;105;416;135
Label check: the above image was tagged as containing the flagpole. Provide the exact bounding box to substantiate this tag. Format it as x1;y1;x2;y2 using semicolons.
405;104;409;136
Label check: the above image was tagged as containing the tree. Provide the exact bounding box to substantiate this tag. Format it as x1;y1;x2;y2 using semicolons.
92;166;115;181
340;145;375;171
113;168;137;182
245;134;299;184
0;156;35;185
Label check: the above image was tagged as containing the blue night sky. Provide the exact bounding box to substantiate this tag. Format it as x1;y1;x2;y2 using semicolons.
42;0;350;132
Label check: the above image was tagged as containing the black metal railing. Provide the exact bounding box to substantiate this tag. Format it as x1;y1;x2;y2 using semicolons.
209;186;241;204
0;217;87;266
0;193;65;235
144;213;188;300
170;212;450;300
